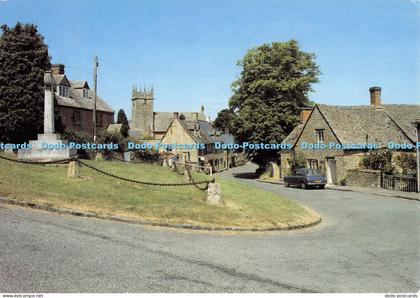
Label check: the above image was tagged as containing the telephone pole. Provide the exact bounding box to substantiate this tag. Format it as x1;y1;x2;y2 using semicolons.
92;56;98;142
416;121;419;193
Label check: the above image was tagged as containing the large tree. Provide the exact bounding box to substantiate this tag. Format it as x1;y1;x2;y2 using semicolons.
229;40;320;167
213;108;234;132
0;23;51;143
116;109;130;137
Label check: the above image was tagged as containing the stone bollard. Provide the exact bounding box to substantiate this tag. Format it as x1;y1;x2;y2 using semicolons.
67;161;80;178
184;168;191;182
123;151;134;162
207;183;221;205
95;152;104;161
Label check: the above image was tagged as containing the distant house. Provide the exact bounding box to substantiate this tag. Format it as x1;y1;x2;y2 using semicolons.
51;64;114;136
280;87;420;185
159;118;244;172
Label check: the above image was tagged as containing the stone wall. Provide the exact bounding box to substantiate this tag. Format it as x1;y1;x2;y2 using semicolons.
345;169;381;187
59;106;114;136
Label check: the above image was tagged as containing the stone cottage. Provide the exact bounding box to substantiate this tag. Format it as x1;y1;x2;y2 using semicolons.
280;87;420;185
51;64;114;136
159;118;244;172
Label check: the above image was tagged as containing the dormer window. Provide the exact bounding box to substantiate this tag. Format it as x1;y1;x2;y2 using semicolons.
83;88;89;98
57;85;69;97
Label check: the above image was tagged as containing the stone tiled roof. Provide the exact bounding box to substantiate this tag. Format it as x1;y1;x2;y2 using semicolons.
69;80;89;89
107;123;123;133
383;105;419;143
319;104;419;145
56;87;114;113
282;123;305;146
53;75;70;86
283;104;420;148
172;119;233;145
53;74;114;113
154;112;206;132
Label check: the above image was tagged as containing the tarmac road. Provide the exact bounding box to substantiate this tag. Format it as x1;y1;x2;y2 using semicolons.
0;163;419;293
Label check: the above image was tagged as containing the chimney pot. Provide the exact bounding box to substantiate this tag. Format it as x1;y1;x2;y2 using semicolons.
369;86;381;108
299;107;313;123
51;64;65;75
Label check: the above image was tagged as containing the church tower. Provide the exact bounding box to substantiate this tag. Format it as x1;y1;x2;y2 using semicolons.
131;85;154;137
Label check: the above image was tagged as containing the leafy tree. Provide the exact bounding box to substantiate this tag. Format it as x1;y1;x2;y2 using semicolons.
213;108;234;131
229;40;320;167
0;23;53;143
116;109;130;137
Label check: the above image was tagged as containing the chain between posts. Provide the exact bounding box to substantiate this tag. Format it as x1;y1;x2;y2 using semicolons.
186;168;213;191
77;159;213;187
173;162;185;175
0;154;76;165
0;154;213;188
111;156;160;164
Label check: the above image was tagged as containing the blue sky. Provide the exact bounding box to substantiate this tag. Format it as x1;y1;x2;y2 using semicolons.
0;0;418;119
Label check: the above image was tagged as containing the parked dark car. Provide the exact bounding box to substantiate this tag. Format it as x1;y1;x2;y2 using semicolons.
284;168;327;189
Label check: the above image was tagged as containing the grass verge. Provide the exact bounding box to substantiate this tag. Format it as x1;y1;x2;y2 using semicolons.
0;158;319;228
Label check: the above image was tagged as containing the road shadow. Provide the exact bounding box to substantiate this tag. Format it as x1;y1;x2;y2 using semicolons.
233;172;259;179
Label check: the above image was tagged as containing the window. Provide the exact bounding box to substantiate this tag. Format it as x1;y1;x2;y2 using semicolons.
57;85;69;97
316;129;325;142
96;112;102;127
308;159;319;170
83;89;89;98
72;110;81;126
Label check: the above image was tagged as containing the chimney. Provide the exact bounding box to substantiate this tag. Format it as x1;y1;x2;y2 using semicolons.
51;64;65;75
369;86;381;108
173;112;179;119
299;107;313;123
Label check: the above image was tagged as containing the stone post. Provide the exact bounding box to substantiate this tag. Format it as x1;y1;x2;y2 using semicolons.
184;168;190;182
43;71;55;134
207;183;221;205
67;161;80;178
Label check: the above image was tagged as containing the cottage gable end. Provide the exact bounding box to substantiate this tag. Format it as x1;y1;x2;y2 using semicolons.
294;106;341;150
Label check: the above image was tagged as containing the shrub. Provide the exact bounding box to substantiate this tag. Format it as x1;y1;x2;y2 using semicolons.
97;130;126;154
396;153;416;175
133;149;160;162
362;149;394;174
62;129;93;158
288;152;307;172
